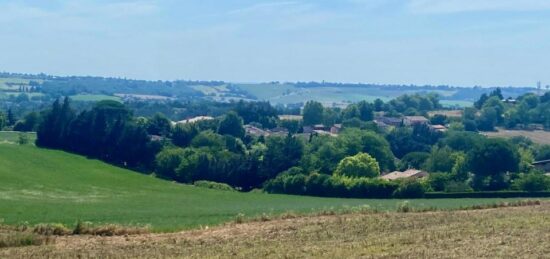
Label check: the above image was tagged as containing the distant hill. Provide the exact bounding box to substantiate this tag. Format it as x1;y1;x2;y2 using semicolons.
0;72;538;108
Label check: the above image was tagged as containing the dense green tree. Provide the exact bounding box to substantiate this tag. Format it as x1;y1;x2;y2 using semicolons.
474;93;489;109
373;98;384;112
6;109;16;126
147;113;172;136
13;112;40;132
36;97;75;148
513;173;550;192
398;152;430;170
340;129;395;171
386;127;430;158
234;100;278;128
450;152;469;182
441;131;484;152
535;145;550;161
172;123;199;147
217;111;245;138
262;135;304;180
334;153;380;178
302;101;324;126
468;139;519;190
191;130;226;150
155;148;186;179
0;112;6;130
476;107;497;131
279;119;301;134
424;146;456;173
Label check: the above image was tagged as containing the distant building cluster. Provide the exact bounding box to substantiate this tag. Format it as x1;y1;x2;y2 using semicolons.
374;115;447;133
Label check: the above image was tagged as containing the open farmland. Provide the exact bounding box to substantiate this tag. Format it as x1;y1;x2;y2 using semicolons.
483;129;550;145
69;94;121;102
233;84;468;106
0;142;537;232
2;202;549;258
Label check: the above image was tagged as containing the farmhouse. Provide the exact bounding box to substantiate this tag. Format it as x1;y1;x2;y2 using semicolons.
375;116;402;127
430;124;447;133
380;169;428;180
403;116;429;126
244;125;269;137
504;98;517;105
533;160;550;172
269;127;289;136
278;115;303;121
314;124;328;131
330;124;342;134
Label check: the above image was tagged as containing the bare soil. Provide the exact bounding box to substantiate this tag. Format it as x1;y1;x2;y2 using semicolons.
2;203;549;258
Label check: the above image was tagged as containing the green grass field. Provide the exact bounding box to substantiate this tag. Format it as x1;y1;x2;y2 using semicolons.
69;94;121;102
0;143;540;232
235;84;465;106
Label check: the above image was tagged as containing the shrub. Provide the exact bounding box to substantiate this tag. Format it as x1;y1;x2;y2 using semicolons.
444;181;473;193
397;201;411;213
393;179;427;198
194;181;236;192
428;172;451;192
32;223;71;236
347;177;399;198
304;173;331;196
0;232;48;248
283;174;306;195
72;221;149;236
514;173;550;192
264;173;399;198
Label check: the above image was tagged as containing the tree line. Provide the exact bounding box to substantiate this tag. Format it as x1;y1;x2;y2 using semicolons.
26;92;550;197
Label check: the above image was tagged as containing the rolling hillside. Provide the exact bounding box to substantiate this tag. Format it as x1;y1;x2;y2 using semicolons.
0;142;536;232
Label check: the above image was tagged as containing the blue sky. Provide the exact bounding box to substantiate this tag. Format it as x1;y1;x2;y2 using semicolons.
1;0;550;87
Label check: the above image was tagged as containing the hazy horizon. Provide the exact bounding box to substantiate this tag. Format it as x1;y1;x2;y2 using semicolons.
1;0;550;87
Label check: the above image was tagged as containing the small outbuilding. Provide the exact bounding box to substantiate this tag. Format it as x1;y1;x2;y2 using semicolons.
533;160;550;172
380;169;428;181
403;116;429;126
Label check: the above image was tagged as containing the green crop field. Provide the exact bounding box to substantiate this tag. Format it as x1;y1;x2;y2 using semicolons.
234;83;461;106
0;143;540;232
69;94;121;102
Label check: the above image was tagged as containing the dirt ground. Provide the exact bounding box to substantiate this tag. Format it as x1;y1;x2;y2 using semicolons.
2;203;550;258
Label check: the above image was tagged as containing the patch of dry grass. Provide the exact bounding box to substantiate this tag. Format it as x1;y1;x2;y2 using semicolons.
2;202;549;258
483;129;550;145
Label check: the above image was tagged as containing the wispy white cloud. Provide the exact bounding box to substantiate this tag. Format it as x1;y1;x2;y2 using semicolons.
0;1;159;23
408;0;550;14
226;1;340;32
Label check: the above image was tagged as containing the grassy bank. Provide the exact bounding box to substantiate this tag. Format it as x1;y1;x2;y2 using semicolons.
0;143;544;232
